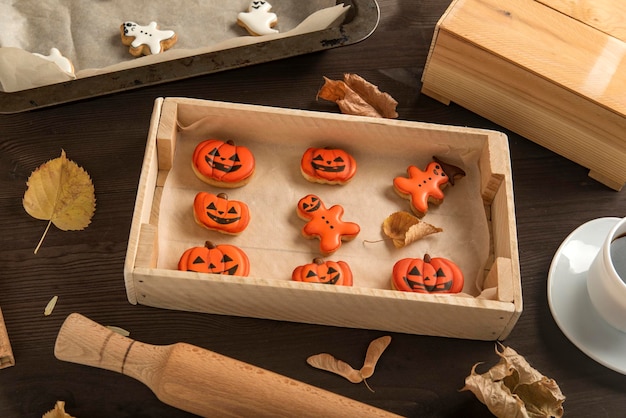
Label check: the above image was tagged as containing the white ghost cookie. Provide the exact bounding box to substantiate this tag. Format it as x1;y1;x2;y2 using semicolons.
33;48;75;76
237;1;279;36
120;21;177;57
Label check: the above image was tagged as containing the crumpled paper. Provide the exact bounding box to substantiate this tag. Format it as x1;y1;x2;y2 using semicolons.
461;344;565;418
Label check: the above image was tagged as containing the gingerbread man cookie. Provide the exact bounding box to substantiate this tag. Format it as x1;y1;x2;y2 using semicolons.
237;1;279;36
297;194;360;255
120;21;177;57
393;156;465;217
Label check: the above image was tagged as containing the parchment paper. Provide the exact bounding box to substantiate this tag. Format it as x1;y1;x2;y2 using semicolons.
0;0;347;92
156;111;493;298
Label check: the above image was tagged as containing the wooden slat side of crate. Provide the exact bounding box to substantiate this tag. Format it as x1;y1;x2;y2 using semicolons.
125;98;521;340
421;0;626;190
124;98;164;304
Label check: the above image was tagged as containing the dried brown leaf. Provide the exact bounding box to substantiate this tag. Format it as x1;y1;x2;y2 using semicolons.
42;400;75;418
382;211;442;248
461;344;565;418
317;73;398;118
23;150;96;253
360;336;392;379
307;353;363;383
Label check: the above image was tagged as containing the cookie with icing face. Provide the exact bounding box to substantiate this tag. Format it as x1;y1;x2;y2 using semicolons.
193;192;250;235
393;156;465;217
237;1;279;36
192;138;256;188
120;21;177;57
300;146;357;185
296;194;360;255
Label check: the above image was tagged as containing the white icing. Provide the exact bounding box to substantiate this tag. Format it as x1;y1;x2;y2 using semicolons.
33;48;74;75
122;21;176;55
237;1;279;36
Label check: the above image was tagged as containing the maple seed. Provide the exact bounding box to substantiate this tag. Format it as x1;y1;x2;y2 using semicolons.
22;150;96;254
306;336;392;392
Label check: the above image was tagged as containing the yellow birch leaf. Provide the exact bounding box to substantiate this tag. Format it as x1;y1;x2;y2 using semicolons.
23;150;96;253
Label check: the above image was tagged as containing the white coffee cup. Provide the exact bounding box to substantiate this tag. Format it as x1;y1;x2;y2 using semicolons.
587;217;626;332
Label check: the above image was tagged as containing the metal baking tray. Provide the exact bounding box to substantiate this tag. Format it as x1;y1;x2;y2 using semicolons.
0;0;379;114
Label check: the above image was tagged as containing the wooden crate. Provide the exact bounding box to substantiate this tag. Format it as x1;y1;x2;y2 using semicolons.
421;0;626;190
123;98;521;341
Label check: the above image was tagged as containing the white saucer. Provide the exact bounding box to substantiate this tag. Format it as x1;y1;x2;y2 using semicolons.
547;217;626;374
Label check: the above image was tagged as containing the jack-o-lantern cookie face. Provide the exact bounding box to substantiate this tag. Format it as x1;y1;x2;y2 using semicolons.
292;258;353;286
391;254;463;294
301;147;357;185
393;156;465;217
296;194;360;255
193;192;250;235
192;139;255;188
178;241;250;276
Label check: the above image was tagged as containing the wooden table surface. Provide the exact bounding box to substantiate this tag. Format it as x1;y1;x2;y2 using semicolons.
1;1;625;417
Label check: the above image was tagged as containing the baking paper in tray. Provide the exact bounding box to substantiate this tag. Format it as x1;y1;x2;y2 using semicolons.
0;0;347;92
155;110;493;299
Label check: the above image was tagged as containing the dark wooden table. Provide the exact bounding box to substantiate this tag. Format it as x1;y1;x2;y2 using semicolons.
1;1;625;417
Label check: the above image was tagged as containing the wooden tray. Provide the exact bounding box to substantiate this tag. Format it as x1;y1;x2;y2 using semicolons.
123;97;522;340
0;0;379;114
421;0;626;190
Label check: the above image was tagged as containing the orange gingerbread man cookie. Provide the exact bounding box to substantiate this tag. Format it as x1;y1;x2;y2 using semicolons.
296;194;360;255
393;156;465;217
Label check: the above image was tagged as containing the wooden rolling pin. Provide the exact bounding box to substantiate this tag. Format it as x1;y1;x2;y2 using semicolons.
0;307;15;369
55;313;401;418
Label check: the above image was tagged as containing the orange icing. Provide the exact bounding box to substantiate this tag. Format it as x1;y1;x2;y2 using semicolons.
192;139;255;184
178;241;250;276
296;194;360;255
193;192;250;235
292;258;353;286
391;254;464;294
393;161;449;216
300;146;357;184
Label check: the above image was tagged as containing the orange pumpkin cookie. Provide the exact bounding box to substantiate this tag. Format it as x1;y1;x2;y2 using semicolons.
192;139;255;188
300;146;357;185
392;156;465;217
391;254;464;294
296;194;360;255
178;241;250;276
193;192;250;235
292;258;353;286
